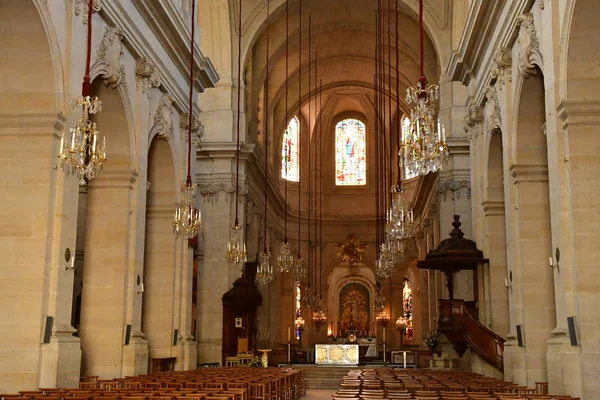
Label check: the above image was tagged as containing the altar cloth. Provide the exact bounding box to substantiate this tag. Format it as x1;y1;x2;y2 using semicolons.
315;344;359;365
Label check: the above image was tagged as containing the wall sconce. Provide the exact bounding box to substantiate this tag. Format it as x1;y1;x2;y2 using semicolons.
550;247;560;273
65;248;75;271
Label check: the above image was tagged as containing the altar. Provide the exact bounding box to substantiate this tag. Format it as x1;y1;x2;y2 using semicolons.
315;344;359;365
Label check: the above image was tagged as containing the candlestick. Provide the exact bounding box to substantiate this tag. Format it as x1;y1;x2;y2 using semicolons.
288;326;291;342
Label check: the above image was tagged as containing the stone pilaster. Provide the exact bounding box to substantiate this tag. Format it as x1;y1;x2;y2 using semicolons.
0;113;82;391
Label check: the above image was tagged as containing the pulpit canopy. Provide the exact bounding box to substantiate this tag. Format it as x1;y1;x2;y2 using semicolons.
417;215;487;274
222;276;263;310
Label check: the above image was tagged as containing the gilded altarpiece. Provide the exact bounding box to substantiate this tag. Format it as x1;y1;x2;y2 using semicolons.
339;283;370;337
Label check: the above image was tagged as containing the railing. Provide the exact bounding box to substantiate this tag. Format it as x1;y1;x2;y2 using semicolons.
438;299;505;370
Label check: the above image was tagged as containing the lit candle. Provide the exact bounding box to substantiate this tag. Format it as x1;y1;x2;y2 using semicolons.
437;119;441;140
442;125;446;141
71;255;75;270
59;134;64;155
92;133;97;153
141;283;144;292
70;131;76;150
549;256;553;266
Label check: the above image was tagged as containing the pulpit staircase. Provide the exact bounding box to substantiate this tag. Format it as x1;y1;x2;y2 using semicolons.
438;299;505;370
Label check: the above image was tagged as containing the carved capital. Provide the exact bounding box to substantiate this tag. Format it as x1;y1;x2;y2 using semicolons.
490;47;512;86
94;27;127;89
73;0;101;23
198;183;247;203
435;179;471;201
153;94;174;141
135;58;161;95
516;13;542;78
463;104;484;141
181;113;205;148
483;86;502;136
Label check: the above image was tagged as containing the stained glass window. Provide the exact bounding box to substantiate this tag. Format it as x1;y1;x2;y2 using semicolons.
295;284;301;340
281;116;300;182
402;117;418;180
403;278;413;340
335;118;366;186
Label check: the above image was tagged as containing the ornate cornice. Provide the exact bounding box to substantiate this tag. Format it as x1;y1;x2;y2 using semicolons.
516;13;542;78
135;58;161;95
557;100;600;128
93;26;127;89
489;47;512;87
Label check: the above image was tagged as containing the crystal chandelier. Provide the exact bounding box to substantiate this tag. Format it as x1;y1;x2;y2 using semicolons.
256;250;274;285
254;0;274;285
386;187;415;241
225;224;247;265
226;0;247;263
291;256;306;282
401;0;448;177
312;310;327;332
277;241;296;273
58;1;106;186
173;0;202;240
375;253;395;280
173;183;201;238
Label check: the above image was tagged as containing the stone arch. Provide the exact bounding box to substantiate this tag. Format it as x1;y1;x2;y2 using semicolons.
507;66;556;387
0;0;63;114
563;0;600;102
142;136;178;364
78;78;136;378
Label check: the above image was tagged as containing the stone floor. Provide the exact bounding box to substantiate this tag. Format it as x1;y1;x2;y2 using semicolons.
303;389;336;399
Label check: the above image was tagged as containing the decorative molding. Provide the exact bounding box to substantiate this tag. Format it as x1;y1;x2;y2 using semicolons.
463;104;484;141
557;100;600;128
153;94;174;141
135;58;161;95
435;179;471;201
482;200;506;217
73;0;101;23
509;164;549;184
181;113;205;148
198;183;247;203
516;13;542;78
483;86;502;136
490;47;512;87
94;26;127;89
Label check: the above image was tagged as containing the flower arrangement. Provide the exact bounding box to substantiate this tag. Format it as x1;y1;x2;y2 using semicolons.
248;356;262;368
424;329;441;351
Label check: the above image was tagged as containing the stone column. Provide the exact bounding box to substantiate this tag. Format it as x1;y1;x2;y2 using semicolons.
79;168;137;378
196;145;251;364
0;113;82;391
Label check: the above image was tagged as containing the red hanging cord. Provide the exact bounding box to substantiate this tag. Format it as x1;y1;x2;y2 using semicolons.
234;0;242;226
263;0;270;253
396;0;401;189
186;0;196;187
297;0;302;259
82;0;94;96
284;0;289;244
418;0;427;89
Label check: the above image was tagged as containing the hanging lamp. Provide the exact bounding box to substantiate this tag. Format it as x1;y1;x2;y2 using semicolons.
291;0;306;283
277;0;296;274
225;0;248;265
173;0;202;239
401;0;448;176
58;0;107;186
256;0;274;285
